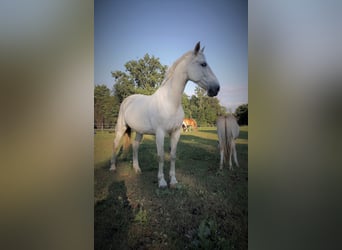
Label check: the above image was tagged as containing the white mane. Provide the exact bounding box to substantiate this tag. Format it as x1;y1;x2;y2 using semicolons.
161;51;194;86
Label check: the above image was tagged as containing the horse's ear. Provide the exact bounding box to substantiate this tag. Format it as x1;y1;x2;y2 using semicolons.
194;42;200;55
201;46;205;53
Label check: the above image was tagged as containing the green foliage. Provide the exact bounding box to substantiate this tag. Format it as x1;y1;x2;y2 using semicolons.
94;84;118;128
134;207;148;224
111;71;136;103
182;93;192;118
187;86;227;126
191;218;231;249
234;104;248;125
111;53;167;102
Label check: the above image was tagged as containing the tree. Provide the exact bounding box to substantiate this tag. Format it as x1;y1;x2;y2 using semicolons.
187;86;227;126
111;70;135;103
182;93;192;118
234;104;248;125
112;54;167;102
94;85;111;128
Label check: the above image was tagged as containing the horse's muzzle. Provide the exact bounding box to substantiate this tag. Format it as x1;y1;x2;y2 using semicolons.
208;84;220;97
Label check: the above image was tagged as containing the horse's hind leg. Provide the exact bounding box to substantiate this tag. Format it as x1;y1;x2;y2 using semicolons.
219;146;224;170
132;132;143;173
232;141;239;167
169;128;181;187
109;125;127;171
229;140;233;170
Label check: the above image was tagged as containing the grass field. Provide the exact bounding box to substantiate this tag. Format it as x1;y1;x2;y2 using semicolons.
94;127;248;249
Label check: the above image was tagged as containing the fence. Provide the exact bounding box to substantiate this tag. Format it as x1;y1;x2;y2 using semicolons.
94;123;115;131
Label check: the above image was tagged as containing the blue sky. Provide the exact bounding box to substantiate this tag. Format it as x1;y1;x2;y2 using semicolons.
95;0;247;112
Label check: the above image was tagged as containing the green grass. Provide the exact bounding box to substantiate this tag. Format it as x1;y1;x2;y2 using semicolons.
95;127;248;250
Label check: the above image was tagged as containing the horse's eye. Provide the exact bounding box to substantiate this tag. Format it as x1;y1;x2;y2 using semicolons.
201;62;207;67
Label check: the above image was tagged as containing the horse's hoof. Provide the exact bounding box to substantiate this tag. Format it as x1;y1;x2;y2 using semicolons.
134;168;142;174
169;183;178;189
109;167;116;171
169;177;178;188
158;178;167;188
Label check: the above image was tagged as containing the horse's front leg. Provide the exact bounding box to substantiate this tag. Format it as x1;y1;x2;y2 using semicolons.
169;128;181;187
156;130;167;188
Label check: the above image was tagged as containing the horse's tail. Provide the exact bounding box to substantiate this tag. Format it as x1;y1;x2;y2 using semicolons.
114;100;132;155
224;116;233;164
122;126;131;154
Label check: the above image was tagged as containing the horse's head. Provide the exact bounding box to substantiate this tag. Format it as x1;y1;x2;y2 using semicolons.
187;42;220;97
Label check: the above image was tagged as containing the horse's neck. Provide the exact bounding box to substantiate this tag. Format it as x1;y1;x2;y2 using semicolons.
156;66;187;109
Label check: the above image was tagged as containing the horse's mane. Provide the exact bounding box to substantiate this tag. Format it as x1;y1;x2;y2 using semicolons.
160;51;193;86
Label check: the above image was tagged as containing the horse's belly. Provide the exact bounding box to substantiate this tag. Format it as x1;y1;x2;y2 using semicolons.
162;116;183;132
124;110;153;134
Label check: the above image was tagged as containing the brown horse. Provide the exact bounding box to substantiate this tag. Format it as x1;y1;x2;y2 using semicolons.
182;118;198;132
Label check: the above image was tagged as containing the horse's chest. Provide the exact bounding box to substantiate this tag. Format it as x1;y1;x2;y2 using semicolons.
160;109;184;131
150;101;182;128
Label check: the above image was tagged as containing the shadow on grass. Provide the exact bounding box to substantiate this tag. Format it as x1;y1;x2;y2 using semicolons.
95;181;133;250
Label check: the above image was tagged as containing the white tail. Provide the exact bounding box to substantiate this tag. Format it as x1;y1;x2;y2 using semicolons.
217;114;239;170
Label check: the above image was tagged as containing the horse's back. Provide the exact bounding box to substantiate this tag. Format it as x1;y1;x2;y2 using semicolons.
217;115;239;139
216;116;226;138
225;115;239;139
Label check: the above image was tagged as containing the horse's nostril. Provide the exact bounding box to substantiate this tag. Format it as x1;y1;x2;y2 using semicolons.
208;89;215;97
208;85;220;97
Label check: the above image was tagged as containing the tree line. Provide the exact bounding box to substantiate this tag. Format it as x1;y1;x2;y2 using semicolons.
95;54;248;129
